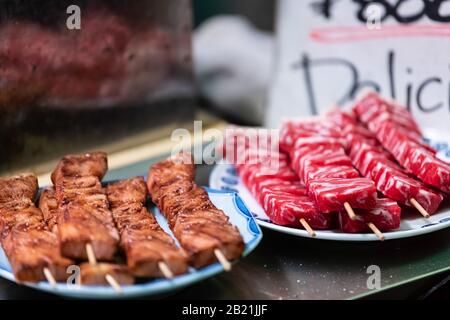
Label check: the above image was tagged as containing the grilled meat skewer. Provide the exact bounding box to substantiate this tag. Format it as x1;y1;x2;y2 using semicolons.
39;186;134;286
0;174;72;282
51;152;120;260
106;177;188;277
147;152;244;268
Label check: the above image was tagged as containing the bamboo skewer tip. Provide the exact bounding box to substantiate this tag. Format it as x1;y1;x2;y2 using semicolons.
342;203;384;240
85;243;123;293
367;223;385;241
410;198;430;218
300;218;316;238
158;261;174;279
344;202;358;221
105;274;123;294
85;243;97;265
43;267;57;289
214;249;232;271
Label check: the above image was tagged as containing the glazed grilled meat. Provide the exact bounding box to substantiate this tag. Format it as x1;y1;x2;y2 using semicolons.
106;177;188;277
0;174;37;207
0;174;72;282
147;153;244;268
3;228;72;282
51;152;107;182
38;187;58;234
39;185;134;286
51;152;119;260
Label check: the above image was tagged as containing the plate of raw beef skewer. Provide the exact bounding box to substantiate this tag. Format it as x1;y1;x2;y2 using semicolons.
210;92;450;241
0;152;262;298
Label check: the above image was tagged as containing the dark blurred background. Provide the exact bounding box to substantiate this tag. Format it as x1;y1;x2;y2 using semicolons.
193;0;275;31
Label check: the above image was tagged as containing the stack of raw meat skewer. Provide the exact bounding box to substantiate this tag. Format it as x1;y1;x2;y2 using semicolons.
223;92;448;240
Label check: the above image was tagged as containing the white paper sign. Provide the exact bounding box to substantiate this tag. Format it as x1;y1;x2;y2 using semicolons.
266;0;450;135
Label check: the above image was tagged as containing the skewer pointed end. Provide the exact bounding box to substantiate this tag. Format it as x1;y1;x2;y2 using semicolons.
300;218;316;238
85;243;123;293
367;223;385;241
105;274;123;294
214;249;232;271
158;261;174;279
410;198;430;219
43;267;57;289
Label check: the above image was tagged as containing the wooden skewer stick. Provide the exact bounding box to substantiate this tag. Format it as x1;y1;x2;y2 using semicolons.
214;248;232;271
300;218;316;237
86;243;97;265
343;203;385;241
105;274;123;294
344;202;358;221
410;198;430;218
158;261;174;279
85;243;123;294
43;267;57;288
367;223;385;241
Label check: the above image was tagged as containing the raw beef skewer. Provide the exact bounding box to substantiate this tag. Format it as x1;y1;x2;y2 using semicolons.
284;121;376;208
338;198;401;238
239;158;333;237
222;127;329;236
326;108;443;218
282;119;390;239
226;126;397;237
354;92;450;198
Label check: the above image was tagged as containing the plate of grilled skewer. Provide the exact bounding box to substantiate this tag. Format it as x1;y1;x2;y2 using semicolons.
0;152;262;299
210;92;450;241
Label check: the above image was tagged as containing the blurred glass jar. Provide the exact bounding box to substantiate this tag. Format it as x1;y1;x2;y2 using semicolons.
0;0;195;172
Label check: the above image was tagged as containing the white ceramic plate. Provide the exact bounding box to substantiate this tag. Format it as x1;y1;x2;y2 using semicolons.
209;135;450;241
0;188;262;299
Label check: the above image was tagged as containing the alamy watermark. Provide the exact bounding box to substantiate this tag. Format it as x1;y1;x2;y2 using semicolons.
366;265;381;290
66;265;81;286
366;4;382;30
66;5;81;30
